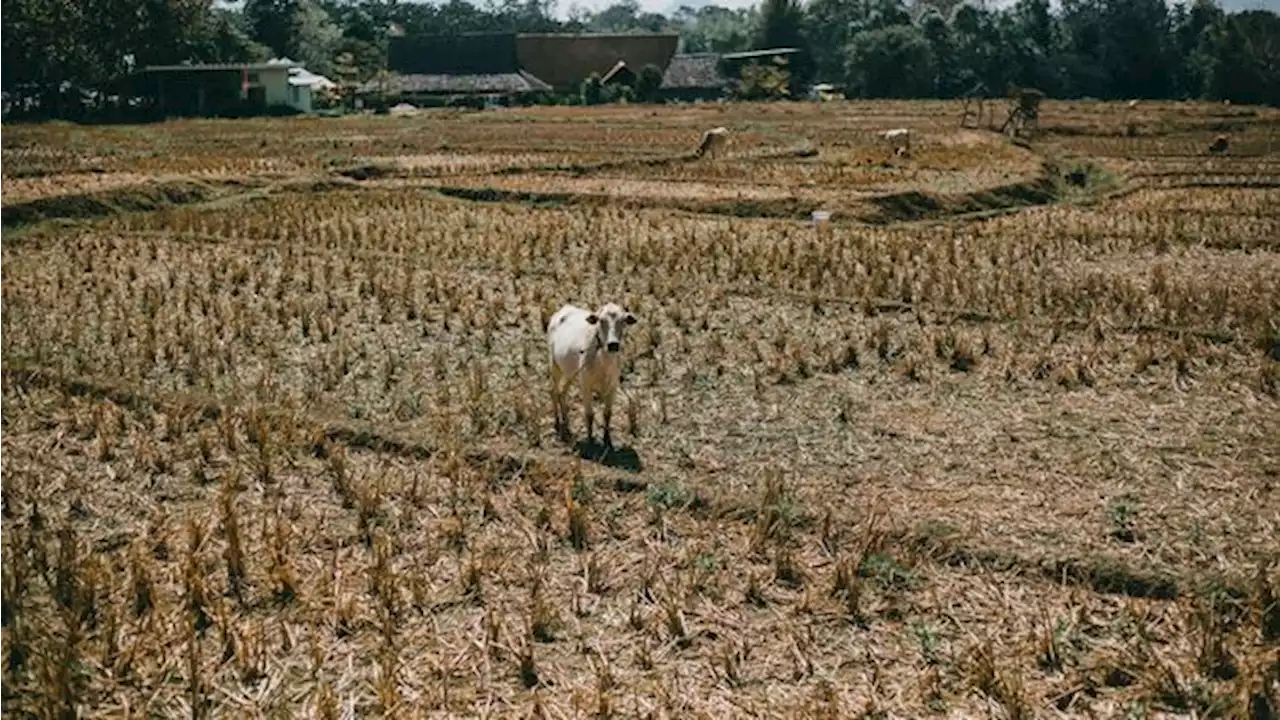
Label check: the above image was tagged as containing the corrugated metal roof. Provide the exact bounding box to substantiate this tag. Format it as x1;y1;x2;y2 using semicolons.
720;48;799;60
140;61;299;73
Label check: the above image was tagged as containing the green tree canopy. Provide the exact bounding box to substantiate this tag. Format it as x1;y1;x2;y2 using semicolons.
755;0;813;91
634;63;665;102
845;24;935;98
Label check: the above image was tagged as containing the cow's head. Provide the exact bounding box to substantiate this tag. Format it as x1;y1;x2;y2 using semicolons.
585;302;638;354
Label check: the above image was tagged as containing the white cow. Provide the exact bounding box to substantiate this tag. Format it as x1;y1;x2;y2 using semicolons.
547;302;638;448
696;127;730;159
882;128;911;156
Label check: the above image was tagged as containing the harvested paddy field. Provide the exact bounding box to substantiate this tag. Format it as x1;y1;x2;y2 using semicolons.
3;100;1278;718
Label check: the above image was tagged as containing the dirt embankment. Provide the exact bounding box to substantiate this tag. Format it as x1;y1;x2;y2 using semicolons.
1;180;244;229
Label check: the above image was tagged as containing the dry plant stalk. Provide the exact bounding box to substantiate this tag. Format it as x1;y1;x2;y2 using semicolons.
3;103;1278;718
220;470;247;601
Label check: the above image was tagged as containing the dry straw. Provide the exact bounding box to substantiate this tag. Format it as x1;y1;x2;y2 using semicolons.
2;99;1278;718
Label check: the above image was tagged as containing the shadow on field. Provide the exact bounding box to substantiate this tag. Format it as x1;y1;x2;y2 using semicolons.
574;439;643;472
1;180;226;230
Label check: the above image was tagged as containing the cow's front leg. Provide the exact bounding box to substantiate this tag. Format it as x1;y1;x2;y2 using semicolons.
582;387;594;444
601;389;615;449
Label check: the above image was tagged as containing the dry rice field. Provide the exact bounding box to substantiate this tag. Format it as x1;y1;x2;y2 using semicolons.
2;99;1279;719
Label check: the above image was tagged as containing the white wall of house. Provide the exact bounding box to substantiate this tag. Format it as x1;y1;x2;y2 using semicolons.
287;83;314;113
258;67;292;107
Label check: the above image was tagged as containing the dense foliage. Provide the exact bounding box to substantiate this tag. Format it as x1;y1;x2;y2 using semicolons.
3;0;1277;118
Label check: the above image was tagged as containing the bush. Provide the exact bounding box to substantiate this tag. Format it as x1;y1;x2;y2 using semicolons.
734;62;791;101
635;64;665;103
447;95;487;110
263;103;304;117
581;73;604;105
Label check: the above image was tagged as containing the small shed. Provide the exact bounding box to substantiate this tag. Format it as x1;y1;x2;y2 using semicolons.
287;67;338;112
131;58;332;116
718;48;800;76
808;83;843;102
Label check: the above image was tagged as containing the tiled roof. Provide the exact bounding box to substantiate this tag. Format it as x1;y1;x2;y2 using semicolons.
660;54;727;90
369;71;552;95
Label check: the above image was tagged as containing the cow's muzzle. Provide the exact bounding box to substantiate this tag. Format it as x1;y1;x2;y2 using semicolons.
606;341;621;353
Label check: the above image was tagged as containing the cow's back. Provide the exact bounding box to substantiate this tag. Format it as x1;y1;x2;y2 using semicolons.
548;304;591;373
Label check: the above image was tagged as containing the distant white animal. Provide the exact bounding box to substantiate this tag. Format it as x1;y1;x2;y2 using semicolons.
1127;99;1140;109
882;127;911;156
547;302;638;448
696;127;730;159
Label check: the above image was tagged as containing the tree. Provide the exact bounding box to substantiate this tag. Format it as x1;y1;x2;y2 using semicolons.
331;36;384;82
245;0;341;75
804;0;911;82
1205;10;1280;105
581;73;604;105
1008;0;1065;94
320;0;387;45
919;8;963;97
246;0;298;57
3;0;219;116
589;0;642;31
491;0;562;32
5;0;1276;120
1099;0;1174;98
949;3;1016;96
634;64;665;102
844;24;935;98
1013;0;1057;54
2;0;93;113
804;0;864;81
1171;0;1224;98
735;59;791;100
674;5;755;54
755;0;812;92
190;8;273;64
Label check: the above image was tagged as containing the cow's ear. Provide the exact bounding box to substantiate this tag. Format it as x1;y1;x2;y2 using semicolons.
585;314;599;325
623;313;637;326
